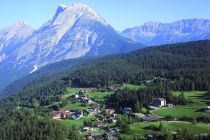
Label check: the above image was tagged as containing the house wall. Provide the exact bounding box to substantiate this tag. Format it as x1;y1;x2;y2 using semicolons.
160;100;166;106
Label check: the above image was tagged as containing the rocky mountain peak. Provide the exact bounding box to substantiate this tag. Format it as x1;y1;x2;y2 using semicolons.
12;21;27;28
143;21;161;27
51;3;108;27
0;21;34;44
54;4;68;18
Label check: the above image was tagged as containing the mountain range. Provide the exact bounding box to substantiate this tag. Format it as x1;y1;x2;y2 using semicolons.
0;3;210;90
121;19;210;45
0;3;141;90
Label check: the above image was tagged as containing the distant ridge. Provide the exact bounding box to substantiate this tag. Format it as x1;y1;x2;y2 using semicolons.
121;19;210;45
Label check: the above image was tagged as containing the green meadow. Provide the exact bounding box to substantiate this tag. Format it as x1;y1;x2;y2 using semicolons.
122;121;210;139
64;116;96;127
88;91;112;102
122;83;145;90
152;91;210;118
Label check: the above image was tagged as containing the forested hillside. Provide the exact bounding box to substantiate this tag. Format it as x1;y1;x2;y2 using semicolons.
0;40;210;139
2;40;210;101
0;57;93;98
63;40;210;90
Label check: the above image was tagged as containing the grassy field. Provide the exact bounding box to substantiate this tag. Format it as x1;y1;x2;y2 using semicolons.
62;87;88;99
88;91;112;102
64;116;96;127
64;102;91;110
122;84;145;90
152;91;210;118
62;87;112;109
122;121;210;139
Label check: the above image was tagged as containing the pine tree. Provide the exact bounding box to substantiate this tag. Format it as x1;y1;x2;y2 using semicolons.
134;100;140;112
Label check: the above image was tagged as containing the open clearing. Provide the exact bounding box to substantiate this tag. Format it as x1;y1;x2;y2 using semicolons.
64;116;96;127
88;91;112;102
122;121;210;139
152;91;210;118
122;84;145;90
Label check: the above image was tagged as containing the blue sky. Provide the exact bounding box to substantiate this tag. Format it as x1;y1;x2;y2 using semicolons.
0;0;209;31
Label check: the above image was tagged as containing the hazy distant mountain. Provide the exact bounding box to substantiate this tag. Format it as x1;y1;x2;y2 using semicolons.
0;22;34;62
0;3;142;90
0;22;34;89
121;19;210;45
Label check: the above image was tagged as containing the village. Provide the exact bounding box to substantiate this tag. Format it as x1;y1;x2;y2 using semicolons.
49;83;184;140
50;88;119;140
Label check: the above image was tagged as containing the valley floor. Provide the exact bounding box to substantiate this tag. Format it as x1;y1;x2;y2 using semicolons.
48;85;210;139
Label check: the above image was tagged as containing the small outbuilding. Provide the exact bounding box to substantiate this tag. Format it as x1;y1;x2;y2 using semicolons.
123;107;132;115
204;106;210;112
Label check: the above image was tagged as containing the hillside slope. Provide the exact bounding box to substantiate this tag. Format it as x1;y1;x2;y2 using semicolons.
1;40;210;99
0;40;210;139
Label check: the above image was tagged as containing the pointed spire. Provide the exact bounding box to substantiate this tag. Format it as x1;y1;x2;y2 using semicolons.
54;4;68;18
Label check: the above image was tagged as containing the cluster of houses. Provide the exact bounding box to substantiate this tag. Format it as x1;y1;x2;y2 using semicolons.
70;91;91;104
50;109;84;120
50;88;117;123
122;107;164;122
50;105;101;120
120;98;176;122
98;108;117;123
50;91;119;140
49;85;179;140
50;89;100;120
50;96;173;124
50;109;70;119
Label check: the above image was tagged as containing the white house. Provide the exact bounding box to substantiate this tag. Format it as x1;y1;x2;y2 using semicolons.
75;94;79;99
154;98;166;107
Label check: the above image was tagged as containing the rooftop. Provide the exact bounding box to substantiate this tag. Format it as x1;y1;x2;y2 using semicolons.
155;98;166;101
